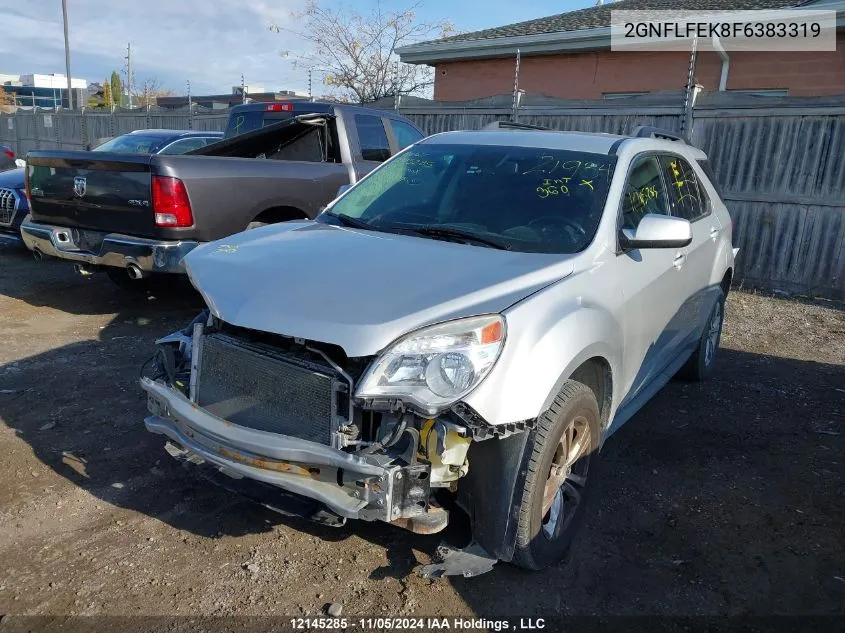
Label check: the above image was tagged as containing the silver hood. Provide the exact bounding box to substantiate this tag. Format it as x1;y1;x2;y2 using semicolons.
185;221;575;357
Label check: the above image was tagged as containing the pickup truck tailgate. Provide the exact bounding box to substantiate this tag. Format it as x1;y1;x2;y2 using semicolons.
26;151;160;237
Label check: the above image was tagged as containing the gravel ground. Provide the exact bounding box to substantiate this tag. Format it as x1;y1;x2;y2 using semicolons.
0;241;843;619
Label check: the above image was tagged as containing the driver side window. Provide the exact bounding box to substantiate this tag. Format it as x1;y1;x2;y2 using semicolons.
621;155;669;231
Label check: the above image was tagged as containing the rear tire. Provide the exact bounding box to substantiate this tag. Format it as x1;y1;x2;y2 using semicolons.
678;289;725;381
513;381;600;571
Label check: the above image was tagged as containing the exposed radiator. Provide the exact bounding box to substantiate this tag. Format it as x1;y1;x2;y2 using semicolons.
196;333;339;446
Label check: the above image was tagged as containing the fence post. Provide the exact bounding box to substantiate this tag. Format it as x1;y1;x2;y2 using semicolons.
81;109;88;149
15;110;20;156
33;107;39;150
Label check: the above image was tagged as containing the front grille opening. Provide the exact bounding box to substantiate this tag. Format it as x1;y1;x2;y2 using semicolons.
196;333;337;445
214;319;370;381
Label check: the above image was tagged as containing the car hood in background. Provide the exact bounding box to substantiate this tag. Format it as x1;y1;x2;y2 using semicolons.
0;167;25;189
185;221;575;356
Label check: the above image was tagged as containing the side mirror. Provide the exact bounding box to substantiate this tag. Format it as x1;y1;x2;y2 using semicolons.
336;183;352;197
619;214;692;249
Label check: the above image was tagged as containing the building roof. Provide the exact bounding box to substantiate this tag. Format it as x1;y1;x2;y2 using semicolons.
434;0;799;44
397;0;810;63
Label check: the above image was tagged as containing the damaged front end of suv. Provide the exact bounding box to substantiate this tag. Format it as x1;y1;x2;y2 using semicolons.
141;308;520;577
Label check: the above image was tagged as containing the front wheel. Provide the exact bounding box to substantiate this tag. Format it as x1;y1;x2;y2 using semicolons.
513;381;601;570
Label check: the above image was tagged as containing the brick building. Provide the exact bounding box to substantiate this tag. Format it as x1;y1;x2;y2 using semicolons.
398;0;845;101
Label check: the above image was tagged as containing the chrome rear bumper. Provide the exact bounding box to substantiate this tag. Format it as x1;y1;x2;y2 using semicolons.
21;216;198;273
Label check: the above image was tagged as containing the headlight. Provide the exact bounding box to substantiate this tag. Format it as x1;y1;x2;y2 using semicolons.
356;314;506;414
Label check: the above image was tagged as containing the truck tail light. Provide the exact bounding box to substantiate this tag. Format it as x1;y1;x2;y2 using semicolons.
25;168;32;207
265;103;293;112
152;176;193;227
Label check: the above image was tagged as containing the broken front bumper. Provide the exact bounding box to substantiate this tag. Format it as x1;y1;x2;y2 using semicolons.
140;377;429;522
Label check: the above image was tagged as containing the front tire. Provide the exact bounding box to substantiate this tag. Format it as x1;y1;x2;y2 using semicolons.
513;381;600;570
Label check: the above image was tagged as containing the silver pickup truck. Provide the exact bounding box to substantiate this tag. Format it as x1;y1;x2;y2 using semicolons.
21;102;424;288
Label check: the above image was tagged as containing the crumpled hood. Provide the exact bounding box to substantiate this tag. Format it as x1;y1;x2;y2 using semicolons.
185;221;575;356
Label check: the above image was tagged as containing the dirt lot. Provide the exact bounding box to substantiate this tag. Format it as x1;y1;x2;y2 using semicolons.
0;240;843;619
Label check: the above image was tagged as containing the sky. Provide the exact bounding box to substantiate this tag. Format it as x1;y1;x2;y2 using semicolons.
0;0;595;96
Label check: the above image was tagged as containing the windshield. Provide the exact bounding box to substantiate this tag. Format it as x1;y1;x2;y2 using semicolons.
321;143;616;254
92;135;168;154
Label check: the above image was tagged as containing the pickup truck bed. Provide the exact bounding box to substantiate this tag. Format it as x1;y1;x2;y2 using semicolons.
21;104;424;281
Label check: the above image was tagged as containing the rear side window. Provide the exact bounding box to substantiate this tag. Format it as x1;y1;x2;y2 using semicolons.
659;155;710;222
355;115;391;162
696;159;724;199
389;119;423;150
621;155;669;231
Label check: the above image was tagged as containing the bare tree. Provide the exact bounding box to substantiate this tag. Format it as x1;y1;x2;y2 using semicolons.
271;0;452;103
135;78;173;108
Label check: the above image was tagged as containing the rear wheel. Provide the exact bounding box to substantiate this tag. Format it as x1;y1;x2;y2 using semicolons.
678;289;725;381
513;381;600;570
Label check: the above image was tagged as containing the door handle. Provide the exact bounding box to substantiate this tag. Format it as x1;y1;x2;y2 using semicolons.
673;252;686;270
710;226;719;240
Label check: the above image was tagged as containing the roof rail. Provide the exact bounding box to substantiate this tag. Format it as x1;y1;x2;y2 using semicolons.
631;126;687;142
482;120;552;132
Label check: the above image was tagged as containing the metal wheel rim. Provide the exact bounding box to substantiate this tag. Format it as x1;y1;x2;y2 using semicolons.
541;415;591;540
704;301;723;366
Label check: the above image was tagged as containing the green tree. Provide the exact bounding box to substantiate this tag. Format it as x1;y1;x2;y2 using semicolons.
109;71;123;107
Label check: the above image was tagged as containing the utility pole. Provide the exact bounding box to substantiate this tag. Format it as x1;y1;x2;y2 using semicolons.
124;42;133;108
511;48;522;121
61;0;73;110
393;60;400;111
241;75;246;103
681;36;699;141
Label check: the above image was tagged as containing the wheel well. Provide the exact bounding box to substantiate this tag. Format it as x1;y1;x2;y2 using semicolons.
252;206;308;225
721;268;733;296
569;357;613;429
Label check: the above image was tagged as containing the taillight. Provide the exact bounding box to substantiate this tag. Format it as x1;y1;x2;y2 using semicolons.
2;149;13;159
25;168;31;208
265;103;293;112
152;176;193;227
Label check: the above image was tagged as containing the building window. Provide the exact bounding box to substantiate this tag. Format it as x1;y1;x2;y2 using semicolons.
603;92;648;100
727;89;788;97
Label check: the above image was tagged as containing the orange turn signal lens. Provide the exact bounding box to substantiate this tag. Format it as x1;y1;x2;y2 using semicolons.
480;320;504;344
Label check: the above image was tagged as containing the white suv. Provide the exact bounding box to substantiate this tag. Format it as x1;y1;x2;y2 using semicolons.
141;124;735;577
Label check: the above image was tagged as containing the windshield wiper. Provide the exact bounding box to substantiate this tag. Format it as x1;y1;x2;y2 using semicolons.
322;211;374;230
400;225;512;250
